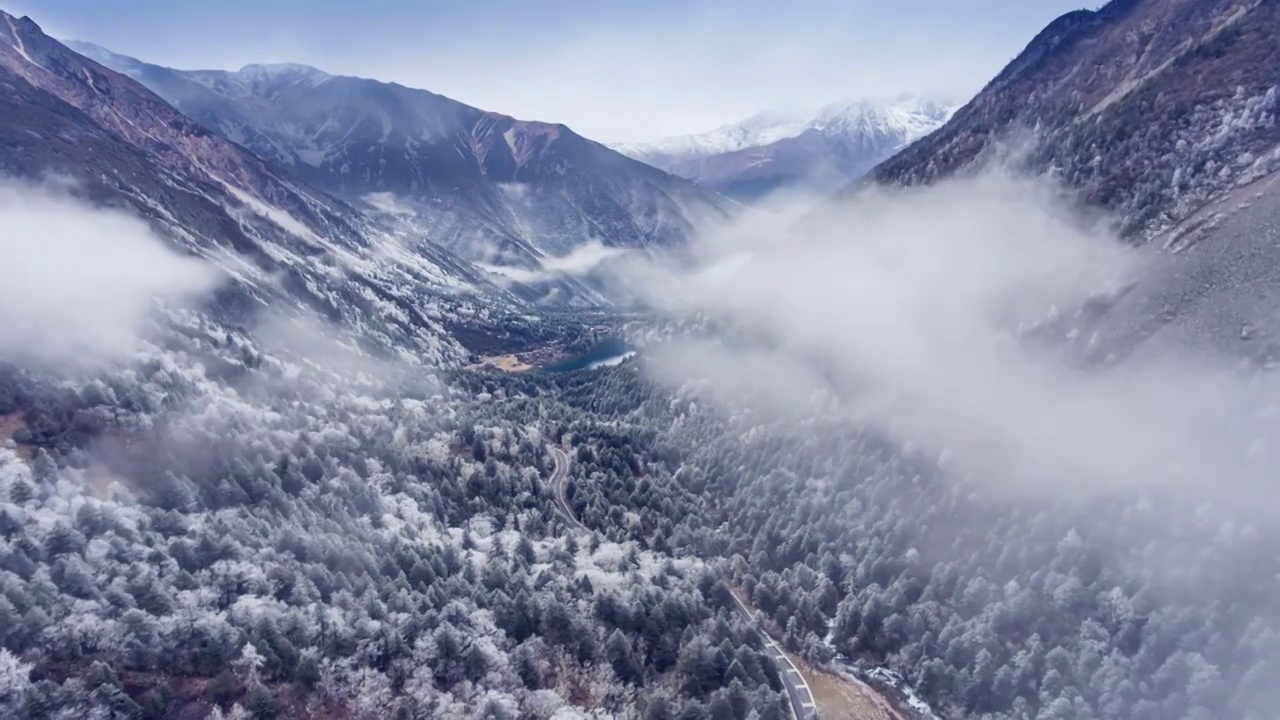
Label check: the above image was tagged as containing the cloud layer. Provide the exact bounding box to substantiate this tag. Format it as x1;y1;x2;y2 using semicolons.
635;172;1280;502
0;180;221;366
480;241;627;285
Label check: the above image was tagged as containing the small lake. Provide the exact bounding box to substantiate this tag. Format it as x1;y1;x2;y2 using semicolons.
544;338;633;373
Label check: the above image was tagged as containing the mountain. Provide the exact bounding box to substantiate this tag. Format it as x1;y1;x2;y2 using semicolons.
870;0;1280;241
5;4;1280;720
0;12;803;720
614;110;815;161
68;41;735;276
0;11;554;366
617;96;953;201
863;0;1280;364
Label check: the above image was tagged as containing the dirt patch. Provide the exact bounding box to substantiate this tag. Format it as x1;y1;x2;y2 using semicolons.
0;412;33;461
0;413;23;440
726;583;904;720
784;651;904;720
474;354;535;372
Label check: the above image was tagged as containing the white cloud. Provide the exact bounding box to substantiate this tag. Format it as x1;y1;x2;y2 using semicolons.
635;172;1280;501
362;192;417;218
480;241;627;285
0;179;221;366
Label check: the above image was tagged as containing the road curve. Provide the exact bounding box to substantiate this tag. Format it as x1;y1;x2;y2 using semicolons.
544;443;816;719
547;444;587;533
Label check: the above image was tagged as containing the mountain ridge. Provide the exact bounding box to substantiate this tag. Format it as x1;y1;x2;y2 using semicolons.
616;96;954;201
868;0;1280;241
68;40;737;279
0;10;524;365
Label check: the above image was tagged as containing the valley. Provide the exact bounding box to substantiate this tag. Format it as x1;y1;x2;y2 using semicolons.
1;1;1279;719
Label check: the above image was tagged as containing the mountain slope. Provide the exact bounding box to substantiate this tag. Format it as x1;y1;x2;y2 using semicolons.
0;11;516;366
870;0;1280;240
620;97;952;201
69;41;736;274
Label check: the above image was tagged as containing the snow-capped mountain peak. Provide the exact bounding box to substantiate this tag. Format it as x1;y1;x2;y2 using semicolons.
614;109;810;159
616;94;958;201
619;95;954;162
812;95;955;143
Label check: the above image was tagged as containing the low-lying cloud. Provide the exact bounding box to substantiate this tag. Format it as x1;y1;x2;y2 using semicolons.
363;192;417;217
635;172;1280;501
481;240;627;285
0;179;221;366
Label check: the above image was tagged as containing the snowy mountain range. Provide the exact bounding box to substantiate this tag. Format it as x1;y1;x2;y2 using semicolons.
615;96;954;201
67;41;735;301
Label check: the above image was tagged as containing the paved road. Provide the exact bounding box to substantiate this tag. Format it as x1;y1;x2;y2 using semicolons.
545;443;816;719
727;587;820;720
547;444;587;532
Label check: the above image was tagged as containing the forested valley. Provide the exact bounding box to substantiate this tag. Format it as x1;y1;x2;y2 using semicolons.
4;0;1280;718
2;306;1275;719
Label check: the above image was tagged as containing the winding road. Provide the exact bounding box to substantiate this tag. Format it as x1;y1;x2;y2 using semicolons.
545;444;818;720
547;444;585;532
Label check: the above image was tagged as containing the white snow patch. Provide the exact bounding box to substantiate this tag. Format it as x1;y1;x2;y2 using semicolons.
865;667;938;719
363;192;417;217
479;240;626;284
588;352;636;370
295;148;327;167
219;182;323;246
497;182;530;201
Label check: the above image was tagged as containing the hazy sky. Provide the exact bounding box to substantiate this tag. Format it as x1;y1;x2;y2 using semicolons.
10;0;1095;143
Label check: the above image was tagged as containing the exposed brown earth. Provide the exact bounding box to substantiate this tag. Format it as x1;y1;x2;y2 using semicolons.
0;412;32;460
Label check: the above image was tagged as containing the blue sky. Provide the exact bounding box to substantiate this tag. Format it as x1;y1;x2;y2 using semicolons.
8;0;1096;142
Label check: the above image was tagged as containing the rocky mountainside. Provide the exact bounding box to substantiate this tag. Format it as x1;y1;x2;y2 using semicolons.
619;97;952;201
870;0;1280;240
0;11;566;364
69;42;735;275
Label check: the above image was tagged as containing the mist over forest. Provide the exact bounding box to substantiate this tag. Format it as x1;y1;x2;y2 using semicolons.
3;1;1280;719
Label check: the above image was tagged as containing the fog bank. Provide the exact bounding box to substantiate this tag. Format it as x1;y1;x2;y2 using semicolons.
635;172;1280;500
0;179;221;366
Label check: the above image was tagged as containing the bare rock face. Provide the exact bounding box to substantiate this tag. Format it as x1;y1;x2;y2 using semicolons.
870;0;1280;241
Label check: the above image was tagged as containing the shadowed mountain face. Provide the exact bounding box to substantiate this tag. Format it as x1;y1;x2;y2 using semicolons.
619;97;952;202
870;0;1280;240
69;41;736;272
